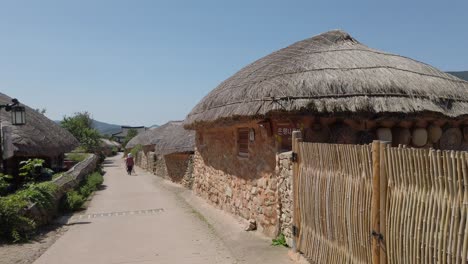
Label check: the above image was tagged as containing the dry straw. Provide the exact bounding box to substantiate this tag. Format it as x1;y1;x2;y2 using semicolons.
126;121;194;155
0;92;78;157
185;30;468;128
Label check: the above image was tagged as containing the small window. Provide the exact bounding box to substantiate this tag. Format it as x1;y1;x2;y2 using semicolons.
238;128;249;156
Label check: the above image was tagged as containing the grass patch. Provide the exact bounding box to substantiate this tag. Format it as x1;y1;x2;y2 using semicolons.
61;172;103;212
65;153;89;162
272;233;288;247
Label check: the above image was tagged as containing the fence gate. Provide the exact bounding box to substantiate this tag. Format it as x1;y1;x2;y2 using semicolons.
292;131;468;264
292;132;374;264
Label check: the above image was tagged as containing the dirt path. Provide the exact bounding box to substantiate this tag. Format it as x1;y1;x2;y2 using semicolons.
0;225;68;264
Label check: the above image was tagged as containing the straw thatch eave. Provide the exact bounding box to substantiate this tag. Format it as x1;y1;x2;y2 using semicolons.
125;127;156;149
184;30;468;129
152;121;195;156
0;93;79;158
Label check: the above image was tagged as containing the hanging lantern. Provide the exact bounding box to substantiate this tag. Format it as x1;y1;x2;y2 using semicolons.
11;106;26;125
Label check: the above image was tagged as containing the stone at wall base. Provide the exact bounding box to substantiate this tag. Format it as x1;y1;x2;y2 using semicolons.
288;250;310;264
245;219;257;231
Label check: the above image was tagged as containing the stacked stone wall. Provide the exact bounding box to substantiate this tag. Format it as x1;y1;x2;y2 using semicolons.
154;154;168;179
276;151;294;246
181;155;194;189
192;121;281;237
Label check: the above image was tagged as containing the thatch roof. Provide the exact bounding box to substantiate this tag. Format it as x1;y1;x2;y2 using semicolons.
125;126;158;149
126;121;194;155
100;139;121;148
185;30;468;128
1;93;79;158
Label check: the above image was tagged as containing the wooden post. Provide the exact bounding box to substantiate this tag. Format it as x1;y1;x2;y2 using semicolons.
291;130;302;252
379;141;390;264
371;140;381;264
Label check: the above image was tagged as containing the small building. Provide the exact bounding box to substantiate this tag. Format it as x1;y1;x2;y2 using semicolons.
112;126;147;143
99;139;122;156
184;30;468;237
1;93;79;175
126;121;195;187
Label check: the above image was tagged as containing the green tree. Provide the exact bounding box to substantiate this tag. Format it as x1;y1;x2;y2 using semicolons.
61;112;101;152
123;128;138;147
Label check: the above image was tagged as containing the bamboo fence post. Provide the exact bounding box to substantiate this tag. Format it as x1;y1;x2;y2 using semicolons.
379;141;389;264
292;130;302;252
372;140;381;264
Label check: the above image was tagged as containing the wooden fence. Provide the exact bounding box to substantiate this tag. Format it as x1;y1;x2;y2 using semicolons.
292;132;468;264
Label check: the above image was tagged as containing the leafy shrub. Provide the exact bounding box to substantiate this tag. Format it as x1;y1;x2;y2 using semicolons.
0;194;35;242
0;182;57;241
130;144;143;158
79;184;93;197
19;159;45;183
16;182;57;209
272;233;288;247
111;146;119;155
63;172;103;212
86;172;104;187
0;174;13;196
63;191;85;212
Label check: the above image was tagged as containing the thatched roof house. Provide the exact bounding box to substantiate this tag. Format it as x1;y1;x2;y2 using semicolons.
185;30;468;127
112;126;147;144
151;121;195;155
0;92;79;173
126;121;194;155
125;126;157;150
183;30;468;238
126;121;195;187
99;139;121;156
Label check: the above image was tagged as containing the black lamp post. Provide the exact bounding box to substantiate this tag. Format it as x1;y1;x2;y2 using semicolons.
0;98;26;172
1;98;26;125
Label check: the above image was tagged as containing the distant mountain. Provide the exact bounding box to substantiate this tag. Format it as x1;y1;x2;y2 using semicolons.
447;71;468;81
91;120;122;136
55;119;158;136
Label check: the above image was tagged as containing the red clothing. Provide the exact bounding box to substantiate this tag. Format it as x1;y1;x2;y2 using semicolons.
126;157;134;166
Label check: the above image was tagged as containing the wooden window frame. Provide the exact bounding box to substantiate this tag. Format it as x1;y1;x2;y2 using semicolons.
237;128;249;157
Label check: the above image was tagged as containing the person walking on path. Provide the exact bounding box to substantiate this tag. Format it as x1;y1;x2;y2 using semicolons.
125;153;134;175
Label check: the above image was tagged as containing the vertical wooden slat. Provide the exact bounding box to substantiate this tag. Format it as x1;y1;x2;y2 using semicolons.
372;141;381;264
291;130;302;252
379;141;389;264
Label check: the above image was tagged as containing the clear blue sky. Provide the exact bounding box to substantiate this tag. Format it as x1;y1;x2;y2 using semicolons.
1;0;467;126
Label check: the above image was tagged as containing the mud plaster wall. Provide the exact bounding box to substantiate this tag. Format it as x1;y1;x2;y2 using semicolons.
165;153;193;186
150;152;194;189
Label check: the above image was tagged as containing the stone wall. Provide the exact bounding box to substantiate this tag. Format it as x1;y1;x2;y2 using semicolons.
181;155;194;189
153;154;168;179
192;121;281;237
276;151;294;246
147;152;156;172
136;151;149;170
135;150;157;172
24;154;100;226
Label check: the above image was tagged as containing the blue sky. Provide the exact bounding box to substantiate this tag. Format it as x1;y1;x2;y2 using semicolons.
0;0;467;126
